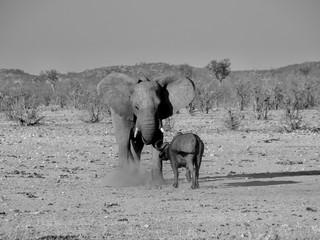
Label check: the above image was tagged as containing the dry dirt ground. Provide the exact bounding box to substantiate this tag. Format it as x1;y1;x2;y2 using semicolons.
1;109;320;240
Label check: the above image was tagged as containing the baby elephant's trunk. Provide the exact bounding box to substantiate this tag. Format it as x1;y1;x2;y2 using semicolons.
154;140;165;151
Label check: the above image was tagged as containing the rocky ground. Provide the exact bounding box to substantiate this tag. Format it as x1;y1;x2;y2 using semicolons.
1;109;320;240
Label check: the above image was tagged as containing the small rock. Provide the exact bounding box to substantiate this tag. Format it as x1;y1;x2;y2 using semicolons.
306;207;317;212
105;203;120;208
118;218;128;222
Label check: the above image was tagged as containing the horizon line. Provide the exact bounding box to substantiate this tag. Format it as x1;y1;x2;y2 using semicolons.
1;60;319;76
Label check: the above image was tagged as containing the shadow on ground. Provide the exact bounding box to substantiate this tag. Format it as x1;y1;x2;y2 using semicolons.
200;170;320;188
223;180;300;188
201;170;320;182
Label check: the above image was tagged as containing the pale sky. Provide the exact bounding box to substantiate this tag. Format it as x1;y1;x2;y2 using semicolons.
1;0;320;74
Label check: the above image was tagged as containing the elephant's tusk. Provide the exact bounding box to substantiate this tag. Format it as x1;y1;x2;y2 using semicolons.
134;127;139;138
159;119;164;133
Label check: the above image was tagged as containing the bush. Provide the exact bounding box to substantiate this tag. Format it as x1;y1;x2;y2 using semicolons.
252;80;272;120
281;107;304;132
196;82;216;114
233;79;251;111
281;80;305;132
222;109;244;130
66;79;85;109
1;87;44;126
80;88;110;123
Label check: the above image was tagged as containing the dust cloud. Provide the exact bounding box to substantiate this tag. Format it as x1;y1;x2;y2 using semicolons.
103;165;151;187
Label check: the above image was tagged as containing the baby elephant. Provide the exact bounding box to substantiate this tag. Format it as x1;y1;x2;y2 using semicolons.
155;132;204;189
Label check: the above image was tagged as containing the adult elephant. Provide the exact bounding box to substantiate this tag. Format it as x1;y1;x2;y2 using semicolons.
97;72;195;184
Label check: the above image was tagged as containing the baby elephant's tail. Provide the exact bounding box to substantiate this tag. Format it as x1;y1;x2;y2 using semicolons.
195;135;204;168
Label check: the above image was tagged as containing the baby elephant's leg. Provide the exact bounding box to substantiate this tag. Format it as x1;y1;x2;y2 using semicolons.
185;168;191;183
171;161;179;188
185;154;198;189
195;164;200;188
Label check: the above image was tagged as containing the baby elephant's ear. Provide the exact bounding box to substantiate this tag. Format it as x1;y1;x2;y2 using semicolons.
156;75;195;119
97;73;137;120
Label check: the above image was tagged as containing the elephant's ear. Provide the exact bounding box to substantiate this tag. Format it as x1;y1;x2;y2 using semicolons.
97;73;137;121
156;74;195;119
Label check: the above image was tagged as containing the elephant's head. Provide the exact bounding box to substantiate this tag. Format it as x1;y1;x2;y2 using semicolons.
97;72;195;145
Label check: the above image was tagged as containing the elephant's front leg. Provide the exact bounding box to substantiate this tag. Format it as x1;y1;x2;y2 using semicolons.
151;147;165;185
117;137;134;168
130;136;144;166
112;111;135;168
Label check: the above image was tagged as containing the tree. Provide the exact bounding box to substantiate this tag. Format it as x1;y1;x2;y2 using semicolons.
67;79;85;109
40;69;59;95
206;59;231;82
251;76;273;120
233;79;251;111
178;64;194;79
299;66;315;108
205;59;231;110
299;66;311;77
195;82;216;114
271;82;284;110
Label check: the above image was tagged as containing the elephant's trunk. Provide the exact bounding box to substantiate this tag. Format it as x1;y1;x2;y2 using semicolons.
136;113;162;145
140;121;157;145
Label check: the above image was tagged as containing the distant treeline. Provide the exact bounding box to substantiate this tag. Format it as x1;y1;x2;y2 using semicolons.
1;61;320;119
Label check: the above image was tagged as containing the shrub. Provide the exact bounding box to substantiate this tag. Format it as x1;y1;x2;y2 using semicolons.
233;79;251;111
80;88;110;123
196;82;216;114
67;79;85;109
223;109;244;130
1;87;44;126
252;81;272;120
178;64;194;78
281;80;305;132
281;107;304;132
